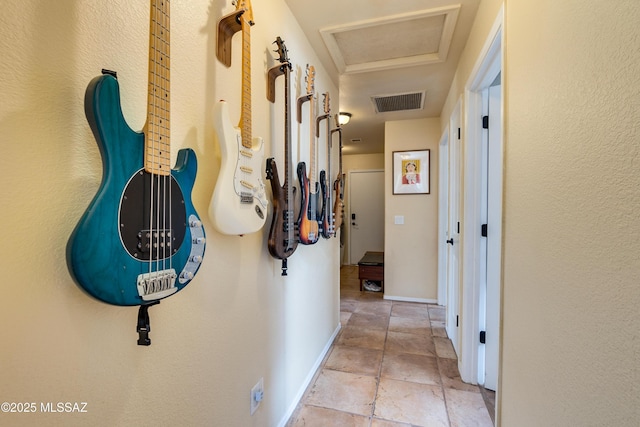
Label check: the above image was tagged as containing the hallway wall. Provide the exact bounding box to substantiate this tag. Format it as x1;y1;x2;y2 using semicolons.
500;1;640;425
384;118;441;302
0;1;339;425
442;0;639;424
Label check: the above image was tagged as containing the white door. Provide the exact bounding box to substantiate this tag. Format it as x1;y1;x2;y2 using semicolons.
480;82;502;391
348;170;384;264
446;108;462;355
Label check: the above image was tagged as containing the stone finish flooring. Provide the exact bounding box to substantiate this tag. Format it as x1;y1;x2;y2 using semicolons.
287;265;494;427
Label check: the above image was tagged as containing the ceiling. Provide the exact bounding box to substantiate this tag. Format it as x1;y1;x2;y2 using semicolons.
285;0;481;155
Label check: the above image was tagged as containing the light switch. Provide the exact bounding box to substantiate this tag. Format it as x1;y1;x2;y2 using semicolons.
394;215;404;225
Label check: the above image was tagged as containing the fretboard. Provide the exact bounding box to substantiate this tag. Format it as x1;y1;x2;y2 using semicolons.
284;64;292;198
309;94;317;189
145;0;171;176
239;12;252;149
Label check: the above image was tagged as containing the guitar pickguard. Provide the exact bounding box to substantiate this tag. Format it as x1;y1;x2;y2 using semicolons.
119;169;187;261
209;101;267;235
233;131;268;210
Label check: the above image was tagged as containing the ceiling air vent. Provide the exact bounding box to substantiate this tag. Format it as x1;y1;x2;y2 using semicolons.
372;91;425;113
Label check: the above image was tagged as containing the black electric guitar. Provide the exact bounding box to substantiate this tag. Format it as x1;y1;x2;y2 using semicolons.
331;119;344;234
266;37;298;274
296;65;320;245
67;0;205;311
317;93;334;239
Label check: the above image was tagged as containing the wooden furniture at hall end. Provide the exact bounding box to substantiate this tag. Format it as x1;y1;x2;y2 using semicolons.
357;251;384;292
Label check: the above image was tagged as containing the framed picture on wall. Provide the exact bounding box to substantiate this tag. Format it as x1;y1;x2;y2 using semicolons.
392;149;430;195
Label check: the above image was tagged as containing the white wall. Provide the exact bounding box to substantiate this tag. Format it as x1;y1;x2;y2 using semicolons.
0;1;339;425
384;118;440;302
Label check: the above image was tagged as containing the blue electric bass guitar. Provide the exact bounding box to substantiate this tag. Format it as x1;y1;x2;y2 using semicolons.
67;0;205;308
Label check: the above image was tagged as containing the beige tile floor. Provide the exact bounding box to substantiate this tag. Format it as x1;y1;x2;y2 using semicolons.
287;265;494;427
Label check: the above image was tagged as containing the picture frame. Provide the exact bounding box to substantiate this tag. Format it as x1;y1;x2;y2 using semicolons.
392;149;430;195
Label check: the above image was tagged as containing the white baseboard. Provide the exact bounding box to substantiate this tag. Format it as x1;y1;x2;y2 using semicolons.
277;322;342;427
383;295;438;304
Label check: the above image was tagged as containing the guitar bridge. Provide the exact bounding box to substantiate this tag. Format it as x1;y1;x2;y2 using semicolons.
240;191;253;204
137;269;178;301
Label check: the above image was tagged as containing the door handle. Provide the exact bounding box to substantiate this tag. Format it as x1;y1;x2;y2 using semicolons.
446;238;454;245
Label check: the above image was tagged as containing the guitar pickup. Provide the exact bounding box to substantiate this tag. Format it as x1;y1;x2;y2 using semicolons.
282;210;294;231
240;166;253;174
137;229;174;254
240;150;253;158
240;180;254;190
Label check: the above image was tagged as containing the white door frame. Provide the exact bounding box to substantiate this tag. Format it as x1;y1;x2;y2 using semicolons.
483;82;502;391
459;5;503;389
437;125;449;306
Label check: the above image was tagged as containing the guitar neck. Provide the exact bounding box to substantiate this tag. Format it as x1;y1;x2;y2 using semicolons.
239;12;252;149
145;0;171;176
325;111;331;185
337;128;342;185
332;125;344;194
284;65;293;200
309;95;317;188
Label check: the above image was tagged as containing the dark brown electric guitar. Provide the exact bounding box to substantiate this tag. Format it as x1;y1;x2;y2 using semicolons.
266;37;298;275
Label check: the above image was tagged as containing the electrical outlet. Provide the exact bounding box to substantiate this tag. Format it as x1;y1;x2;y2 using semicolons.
250;377;264;415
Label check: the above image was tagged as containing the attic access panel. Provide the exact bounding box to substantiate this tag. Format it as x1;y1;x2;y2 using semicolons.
320;5;460;74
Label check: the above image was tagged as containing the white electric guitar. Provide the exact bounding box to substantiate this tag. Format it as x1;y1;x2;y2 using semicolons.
209;0;267;235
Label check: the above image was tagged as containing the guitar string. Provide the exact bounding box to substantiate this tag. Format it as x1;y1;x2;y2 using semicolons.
308;67;316;228
151;0;167;282
160;0;170;277
155;1;162;280
148;0;157;280
284;63;293;251
324;95;332;235
166;0;172;276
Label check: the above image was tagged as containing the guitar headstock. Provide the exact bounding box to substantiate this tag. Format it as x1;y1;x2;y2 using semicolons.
323;92;330;115
333;114;341;128
233;0;254;26
274;37;292;69
305;64;316;96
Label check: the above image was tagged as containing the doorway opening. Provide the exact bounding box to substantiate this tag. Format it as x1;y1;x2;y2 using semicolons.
347;169;385;265
439;99;462;357
459;5;503;423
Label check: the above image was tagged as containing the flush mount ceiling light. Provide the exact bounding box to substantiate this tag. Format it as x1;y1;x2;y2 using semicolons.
338;112;352;125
